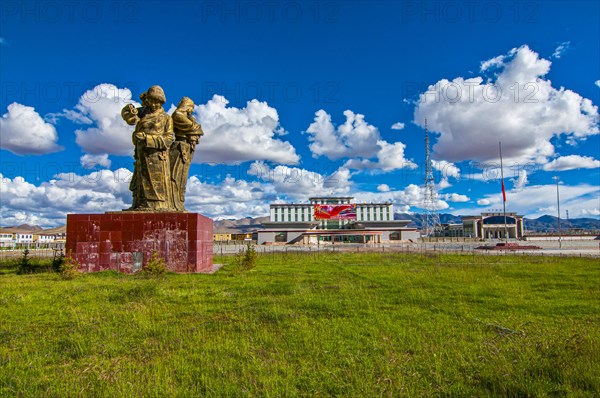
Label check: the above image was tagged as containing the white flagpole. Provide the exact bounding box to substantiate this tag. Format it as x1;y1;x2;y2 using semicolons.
499;142;508;243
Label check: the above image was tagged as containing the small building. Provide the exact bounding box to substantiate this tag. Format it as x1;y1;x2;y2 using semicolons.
15;233;34;244
0;233;14;248
54;232;67;243
439;223;464;237
213;233;232;242
462;212;525;239
232;233;253;241
258;197;419;244
34;234;56;244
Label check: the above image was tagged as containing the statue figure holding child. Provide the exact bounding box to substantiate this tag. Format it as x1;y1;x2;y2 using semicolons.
121;85;203;212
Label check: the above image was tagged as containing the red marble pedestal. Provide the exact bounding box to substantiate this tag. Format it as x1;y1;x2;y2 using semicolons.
66;212;213;273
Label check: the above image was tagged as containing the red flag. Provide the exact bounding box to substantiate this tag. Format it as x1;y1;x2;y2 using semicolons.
501;180;506;202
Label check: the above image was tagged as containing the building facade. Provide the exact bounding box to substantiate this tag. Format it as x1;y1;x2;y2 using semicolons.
35;234;56;244
270;197;394;228
462;212;525;239
259;197;419;244
14;234;33;244
438;223;465;237
0;233;13;248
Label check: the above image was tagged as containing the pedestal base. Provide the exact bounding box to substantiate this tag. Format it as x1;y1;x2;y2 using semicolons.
66;212;213;273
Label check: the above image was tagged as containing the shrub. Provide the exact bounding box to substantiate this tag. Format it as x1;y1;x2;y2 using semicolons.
52;251;65;273
59;255;80;280
234;243;257;272
141;251;167;276
16;249;35;274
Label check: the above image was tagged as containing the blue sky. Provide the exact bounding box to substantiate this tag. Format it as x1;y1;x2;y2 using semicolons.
1;0;599;226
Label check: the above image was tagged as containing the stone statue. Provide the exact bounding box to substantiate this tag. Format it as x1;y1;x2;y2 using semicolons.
170;97;203;211
121;85;174;211
121;87;204;212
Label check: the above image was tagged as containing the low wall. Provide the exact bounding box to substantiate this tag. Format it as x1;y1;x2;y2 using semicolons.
525;235;599;241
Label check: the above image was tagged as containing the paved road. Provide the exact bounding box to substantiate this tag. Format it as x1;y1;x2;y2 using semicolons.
2;240;598;261
214;241;600;257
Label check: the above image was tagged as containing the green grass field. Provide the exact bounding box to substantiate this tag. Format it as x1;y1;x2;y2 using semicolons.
1;252;598;397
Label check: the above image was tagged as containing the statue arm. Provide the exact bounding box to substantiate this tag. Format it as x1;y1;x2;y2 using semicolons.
173;111;203;134
121;104;140;125
144;114;174;149
166;115;175;142
173;111;194;131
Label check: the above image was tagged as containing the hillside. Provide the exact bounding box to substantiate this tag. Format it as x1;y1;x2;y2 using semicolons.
1;214;598;235
213;216;269;234
523;215;600;232
395;213;600;232
0;224;45;234
395;213;462;228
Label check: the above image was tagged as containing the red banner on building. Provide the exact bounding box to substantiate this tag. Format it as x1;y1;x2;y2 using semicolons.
314;204;357;220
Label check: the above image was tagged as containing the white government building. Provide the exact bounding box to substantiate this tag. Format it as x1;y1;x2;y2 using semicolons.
258;196;419;244
462;212;525;239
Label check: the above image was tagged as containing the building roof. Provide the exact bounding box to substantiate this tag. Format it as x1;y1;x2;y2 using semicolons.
262;222;319;228
270;203;313;207
302;230;384;236
308;197;354;200
463;213;524;221
270;202;392;207
348;220;411;228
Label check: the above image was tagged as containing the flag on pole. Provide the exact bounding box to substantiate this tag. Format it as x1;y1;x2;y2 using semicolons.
501;179;507;202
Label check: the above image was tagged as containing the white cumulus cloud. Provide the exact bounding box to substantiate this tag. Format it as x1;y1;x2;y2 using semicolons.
442;193;470;202
60;86;299;165
543;155;600;171
512;169;528;190
307;110;416;172
354;184;450;212
415;45;599;164
432;160;461;179
0;103;62;155
184;175;272;219
194;95;299;165
306;109;381;160
582;208;600;216
391;122;405;130
465;183;599;218
0;169;133;227
70;84;138;156
80;154;112;169
0;167;276;225
248;161;352;200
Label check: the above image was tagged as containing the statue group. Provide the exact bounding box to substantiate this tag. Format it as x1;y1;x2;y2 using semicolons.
121;85;203;212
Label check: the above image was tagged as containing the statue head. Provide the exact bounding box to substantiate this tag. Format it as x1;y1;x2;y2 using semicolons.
177;96;195;114
144;85;166;112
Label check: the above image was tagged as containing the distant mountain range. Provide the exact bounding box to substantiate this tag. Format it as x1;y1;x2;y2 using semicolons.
395;213;600;232
520;215;600;232
1;214;598;235
213;216;269;234
0;224;66;234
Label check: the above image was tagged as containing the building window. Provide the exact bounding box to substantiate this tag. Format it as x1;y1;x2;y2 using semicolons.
275;232;287;243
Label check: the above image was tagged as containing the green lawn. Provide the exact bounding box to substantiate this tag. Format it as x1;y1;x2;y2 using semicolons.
1;252;598;397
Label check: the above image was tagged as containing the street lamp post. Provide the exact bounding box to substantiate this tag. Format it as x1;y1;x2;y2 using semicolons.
554;176;561;249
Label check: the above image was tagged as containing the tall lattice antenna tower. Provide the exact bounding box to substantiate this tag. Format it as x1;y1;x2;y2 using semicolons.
422;119;441;236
